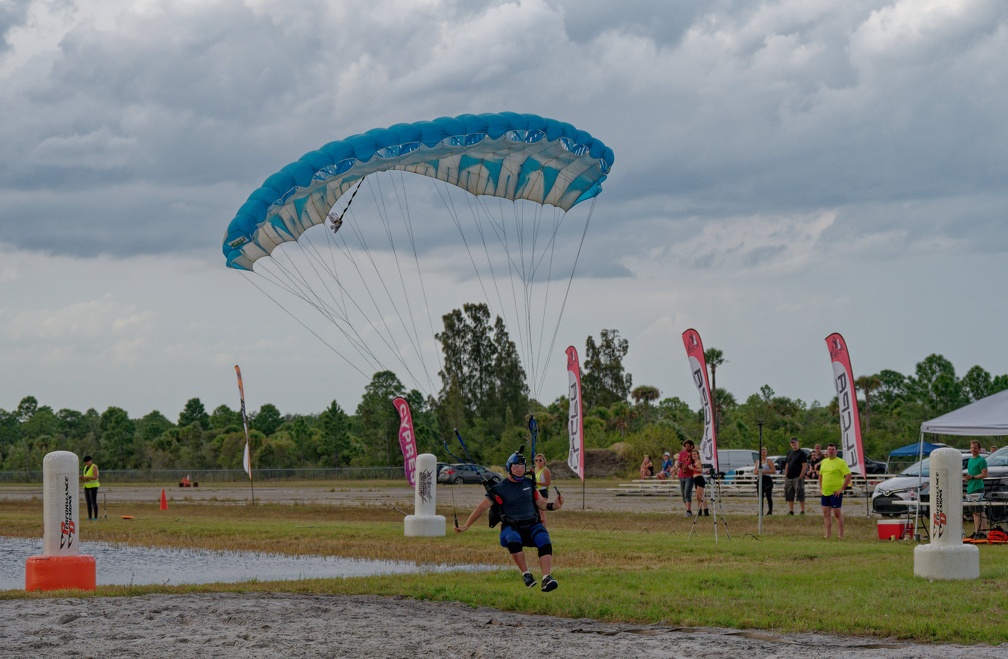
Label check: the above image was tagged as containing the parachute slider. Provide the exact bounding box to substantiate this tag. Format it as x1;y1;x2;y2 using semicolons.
325;210;343;234
326;175;366;234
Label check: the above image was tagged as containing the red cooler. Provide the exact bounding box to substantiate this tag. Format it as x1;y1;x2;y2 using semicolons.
877;519;914;540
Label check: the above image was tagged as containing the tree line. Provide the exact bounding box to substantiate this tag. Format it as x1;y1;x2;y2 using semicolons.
2;304;1006;474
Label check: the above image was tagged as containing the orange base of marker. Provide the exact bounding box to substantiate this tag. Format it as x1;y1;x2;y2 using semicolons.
25;555;96;592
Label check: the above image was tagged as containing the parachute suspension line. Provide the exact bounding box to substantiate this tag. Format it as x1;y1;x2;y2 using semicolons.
326;186;437;398
535;196;598;396
470;191;528;380
365;173;438;396
255;247;386;375
532;207;563;387
277;197;437;400
435;179;509;330
238;270;374;382
294;227;399;373
392;169;445;387
386;170;440;393
473;190;538;400
502;193;536;400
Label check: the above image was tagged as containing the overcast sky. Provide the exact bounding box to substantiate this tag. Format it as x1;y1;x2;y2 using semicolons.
3;0;1008;421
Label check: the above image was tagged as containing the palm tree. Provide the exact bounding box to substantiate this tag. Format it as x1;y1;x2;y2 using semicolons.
704;347;726;434
855;374;882;433
631;385;661;425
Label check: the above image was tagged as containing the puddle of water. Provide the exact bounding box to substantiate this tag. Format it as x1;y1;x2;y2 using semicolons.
1;537;495;591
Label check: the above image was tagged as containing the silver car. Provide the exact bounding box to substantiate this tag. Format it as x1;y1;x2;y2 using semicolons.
872;448;1008;519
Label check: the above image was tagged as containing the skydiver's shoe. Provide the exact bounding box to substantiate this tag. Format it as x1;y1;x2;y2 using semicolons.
703;509;710;517
541;575;558;592
522;572;537;588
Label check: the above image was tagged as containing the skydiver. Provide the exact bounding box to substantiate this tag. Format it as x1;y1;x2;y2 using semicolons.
455;450;564;591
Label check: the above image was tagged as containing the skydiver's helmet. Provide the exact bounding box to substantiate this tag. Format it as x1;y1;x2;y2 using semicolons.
506;451;527;479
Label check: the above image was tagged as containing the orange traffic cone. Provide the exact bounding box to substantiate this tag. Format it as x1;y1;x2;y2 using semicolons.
160;488;168;511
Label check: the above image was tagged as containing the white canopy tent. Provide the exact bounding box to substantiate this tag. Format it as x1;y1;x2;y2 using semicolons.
920;388;1008;436
909;388;1008;523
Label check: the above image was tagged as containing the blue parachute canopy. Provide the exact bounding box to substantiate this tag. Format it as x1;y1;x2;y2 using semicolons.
222;112;614;270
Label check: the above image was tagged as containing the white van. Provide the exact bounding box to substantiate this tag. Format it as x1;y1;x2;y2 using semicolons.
711;449;759;479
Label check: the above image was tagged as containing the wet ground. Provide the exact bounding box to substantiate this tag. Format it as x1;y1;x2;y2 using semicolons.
1;537;493;591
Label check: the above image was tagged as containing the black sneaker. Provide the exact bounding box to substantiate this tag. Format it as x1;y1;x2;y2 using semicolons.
541;575;558;592
685;510;693;517
788;511;795;516
976;531;987;540
522;572;537;588
703;509;710;517
799;511;805;516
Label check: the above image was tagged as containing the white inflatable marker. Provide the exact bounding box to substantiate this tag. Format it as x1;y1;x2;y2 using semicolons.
404;453;446;537
25;451;97;591
913;447;980;580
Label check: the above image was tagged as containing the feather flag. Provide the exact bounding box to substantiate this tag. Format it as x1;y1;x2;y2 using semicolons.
825;333;866;477
681;329;719;472
566;346;585;480
393;397;418;487
235;365;252;480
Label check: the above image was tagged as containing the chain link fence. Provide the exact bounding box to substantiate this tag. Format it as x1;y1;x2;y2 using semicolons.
0;467;403;484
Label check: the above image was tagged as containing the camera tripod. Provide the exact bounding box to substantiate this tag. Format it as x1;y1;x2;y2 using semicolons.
688;469;732;543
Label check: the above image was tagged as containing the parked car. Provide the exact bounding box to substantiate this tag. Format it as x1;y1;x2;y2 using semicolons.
863;457;888;474
436;463;503;485
711;449;759;479
871;449;1008;517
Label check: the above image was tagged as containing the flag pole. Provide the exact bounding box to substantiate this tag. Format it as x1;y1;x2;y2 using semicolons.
235;365;255;506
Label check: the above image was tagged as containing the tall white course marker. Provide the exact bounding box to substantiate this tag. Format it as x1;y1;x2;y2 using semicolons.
404;453;446;537
913;447;979;580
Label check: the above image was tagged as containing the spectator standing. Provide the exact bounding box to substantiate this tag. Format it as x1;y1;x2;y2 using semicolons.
783;437;809;515
80;455;100;521
677;440;696;516
807;444;823;480
533;454;552;527
965;440;989;539
691;448;709;516
819;443;852;539
755;447;775;515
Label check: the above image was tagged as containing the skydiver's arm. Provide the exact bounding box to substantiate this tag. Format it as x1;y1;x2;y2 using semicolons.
455;497;493;532
535;490;563;511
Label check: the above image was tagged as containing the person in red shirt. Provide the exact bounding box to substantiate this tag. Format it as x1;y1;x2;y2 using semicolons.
677;440;696;516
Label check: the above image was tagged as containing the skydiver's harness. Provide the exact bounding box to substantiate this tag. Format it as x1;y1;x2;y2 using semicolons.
486;479;541;529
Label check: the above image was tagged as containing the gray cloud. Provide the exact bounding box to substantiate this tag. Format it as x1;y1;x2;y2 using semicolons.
3;0;1008;414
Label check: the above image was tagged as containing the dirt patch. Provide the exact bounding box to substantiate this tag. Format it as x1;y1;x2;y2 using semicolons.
549;448;627;479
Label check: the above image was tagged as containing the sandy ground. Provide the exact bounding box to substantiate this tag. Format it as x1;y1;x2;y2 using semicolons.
0;592;1002;659
1;482;996;657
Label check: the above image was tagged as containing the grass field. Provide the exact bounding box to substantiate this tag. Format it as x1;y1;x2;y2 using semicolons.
1;490;1005;646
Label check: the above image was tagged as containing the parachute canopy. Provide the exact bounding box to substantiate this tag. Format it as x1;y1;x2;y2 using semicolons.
223;112;614;271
